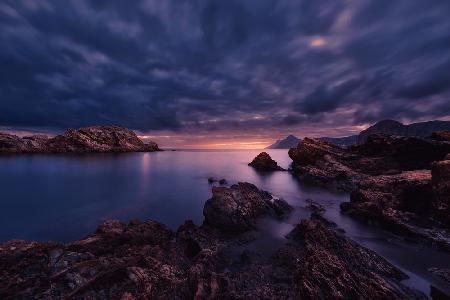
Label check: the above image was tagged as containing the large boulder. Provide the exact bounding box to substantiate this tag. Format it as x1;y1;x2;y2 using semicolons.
248;152;285;171
203;182;292;232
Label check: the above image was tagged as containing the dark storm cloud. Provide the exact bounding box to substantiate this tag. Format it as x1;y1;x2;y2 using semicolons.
0;0;450;136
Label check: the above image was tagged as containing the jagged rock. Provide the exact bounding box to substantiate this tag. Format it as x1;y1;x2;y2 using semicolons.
0;184;427;299
290;135;450;250
0;133;48;153
203;182;292;232
45;126;159;153
356;134;450;171
305;199;325;215
248;152;285;171
358;120;450;144
0;126;160;154
280;219;419;299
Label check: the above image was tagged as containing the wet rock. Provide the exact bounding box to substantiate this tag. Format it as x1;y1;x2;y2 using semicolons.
0;126;160;154
277;218;421;299
203;182;292;232
290;134;450;250
305;199;325;215
248;152;285;171
207;177;227;184
429;268;450;283
272;198;293;217
0;184;425;299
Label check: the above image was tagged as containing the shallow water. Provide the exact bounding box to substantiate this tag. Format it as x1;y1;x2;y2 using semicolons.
0;150;449;296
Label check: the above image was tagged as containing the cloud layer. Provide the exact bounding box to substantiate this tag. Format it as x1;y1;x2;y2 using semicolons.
1;0;450;146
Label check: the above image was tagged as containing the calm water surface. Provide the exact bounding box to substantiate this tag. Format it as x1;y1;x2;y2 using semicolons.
0;150;449;296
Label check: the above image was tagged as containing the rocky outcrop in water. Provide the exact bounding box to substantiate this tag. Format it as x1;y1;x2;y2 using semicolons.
0;183;427;299
289;134;450;250
248;152;285;171
203;182;292;232
0;133;49;153
0;126;160;153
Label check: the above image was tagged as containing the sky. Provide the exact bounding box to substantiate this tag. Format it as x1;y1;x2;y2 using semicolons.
1;0;450;149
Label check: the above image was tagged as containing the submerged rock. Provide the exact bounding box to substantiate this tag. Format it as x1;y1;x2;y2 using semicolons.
207;177;227;185
0;126;160;154
248;152;285;171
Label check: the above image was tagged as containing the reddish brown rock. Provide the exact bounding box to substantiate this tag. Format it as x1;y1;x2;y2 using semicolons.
248;152;285;171
45;126;159;153
281;219;415;299
290;134;450;250
0;133;48;153
0;183;427;299
203;182;292;232
0;126;160;154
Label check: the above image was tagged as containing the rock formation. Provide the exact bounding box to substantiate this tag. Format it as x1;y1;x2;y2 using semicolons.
289;133;450;250
0;126;160;153
203;182;292;232
248;152;285;171
0;183;426;299
358;119;450;144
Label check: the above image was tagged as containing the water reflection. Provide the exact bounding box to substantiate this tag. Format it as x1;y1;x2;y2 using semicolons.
0;150;449;295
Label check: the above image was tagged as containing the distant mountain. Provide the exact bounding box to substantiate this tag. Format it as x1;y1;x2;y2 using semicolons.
320;135;358;146
358;120;450;144
266;135;300;149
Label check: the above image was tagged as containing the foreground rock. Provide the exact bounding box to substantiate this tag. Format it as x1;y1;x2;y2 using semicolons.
0;183;426;299
203;182;292;232
248;152;285;171
290;134;450;250
0;126;160;153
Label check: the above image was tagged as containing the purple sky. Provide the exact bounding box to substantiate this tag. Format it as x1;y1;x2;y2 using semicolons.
1;1;450;148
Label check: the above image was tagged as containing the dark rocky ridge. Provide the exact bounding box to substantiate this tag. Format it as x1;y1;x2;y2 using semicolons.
248;152;285;171
0;182;426;299
289;132;450;250
358;120;450;144
0;126;160;153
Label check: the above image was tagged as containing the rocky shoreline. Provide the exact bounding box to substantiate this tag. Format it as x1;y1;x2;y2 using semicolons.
0;126;160;153
288;133;450;251
0;182;430;299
